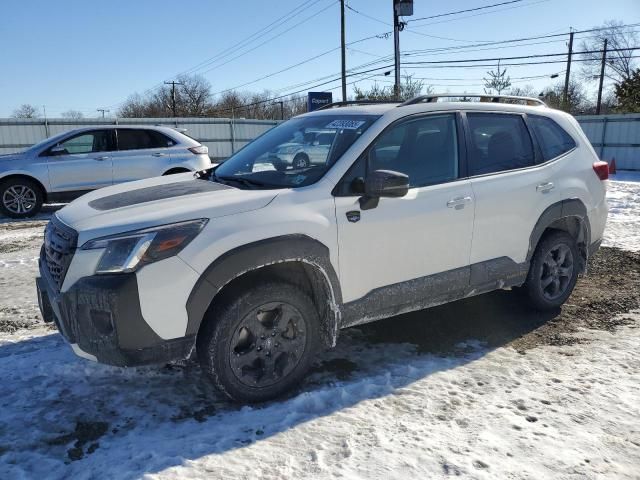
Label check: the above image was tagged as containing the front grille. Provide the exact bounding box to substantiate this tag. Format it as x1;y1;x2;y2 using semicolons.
42;215;78;290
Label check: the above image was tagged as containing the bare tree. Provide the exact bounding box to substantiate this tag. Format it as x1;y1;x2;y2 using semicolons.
61;110;84;119
119;74;213;117
579;20;639;84
540;79;589;114
11;104;40;118
509;84;539;97
484;62;512;94
353;74;430;101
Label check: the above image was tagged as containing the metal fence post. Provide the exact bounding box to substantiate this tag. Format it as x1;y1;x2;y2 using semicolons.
600;117;608;159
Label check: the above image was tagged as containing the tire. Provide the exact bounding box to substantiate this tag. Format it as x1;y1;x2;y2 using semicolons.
292;154;310;169
0;178;44;218
197;281;321;403
523;231;579;311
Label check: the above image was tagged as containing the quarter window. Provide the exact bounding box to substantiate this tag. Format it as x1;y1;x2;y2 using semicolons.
117;129;175;151
466;113;535;175
528;115;577;161
368;113;459;188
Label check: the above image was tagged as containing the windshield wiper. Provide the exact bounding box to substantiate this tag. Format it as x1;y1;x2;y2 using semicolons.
217;176;278;189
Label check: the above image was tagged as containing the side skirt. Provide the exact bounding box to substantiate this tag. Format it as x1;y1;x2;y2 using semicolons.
47;190;93;203
340;256;529;328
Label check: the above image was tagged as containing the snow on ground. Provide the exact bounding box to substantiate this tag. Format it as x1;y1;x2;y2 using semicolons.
603;171;640;252
0;178;639;479
1;316;639;479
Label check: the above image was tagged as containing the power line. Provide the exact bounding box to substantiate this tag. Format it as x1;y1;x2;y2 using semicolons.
104;0;331;109
408;0;526;23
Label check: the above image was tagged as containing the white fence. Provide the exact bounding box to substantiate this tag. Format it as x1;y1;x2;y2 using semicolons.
576;114;640;170
1;114;638;169
0;117;279;161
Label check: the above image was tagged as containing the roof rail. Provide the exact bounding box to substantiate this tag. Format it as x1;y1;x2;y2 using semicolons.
399;94;547;107
317;100;401;110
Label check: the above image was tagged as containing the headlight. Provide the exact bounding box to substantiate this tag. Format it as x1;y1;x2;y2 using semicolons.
81;219;208;274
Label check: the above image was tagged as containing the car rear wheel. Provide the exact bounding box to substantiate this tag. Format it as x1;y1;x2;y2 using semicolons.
0;178;43;218
523;231;579;310
197;281;321;403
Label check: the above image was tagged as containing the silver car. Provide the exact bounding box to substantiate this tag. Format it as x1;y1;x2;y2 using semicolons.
0;126;211;218
269;130;335;170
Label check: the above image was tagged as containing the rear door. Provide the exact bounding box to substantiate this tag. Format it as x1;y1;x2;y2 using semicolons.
45;130;114;192
466;112;560;266
111;129;176;184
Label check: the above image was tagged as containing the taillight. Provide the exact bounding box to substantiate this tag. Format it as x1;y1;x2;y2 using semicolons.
188;145;209;155
592;161;609;181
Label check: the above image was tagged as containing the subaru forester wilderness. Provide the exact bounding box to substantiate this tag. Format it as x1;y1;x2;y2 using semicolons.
37;95;609;403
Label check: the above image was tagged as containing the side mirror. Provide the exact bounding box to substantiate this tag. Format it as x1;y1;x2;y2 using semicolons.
359;169;409;210
49;145;67;156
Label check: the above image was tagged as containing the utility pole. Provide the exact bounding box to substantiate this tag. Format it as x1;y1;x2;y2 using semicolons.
97;108;109;119
278;101;284;120
340;0;347;102
596;38;608;115
393;1;401;100
562;30;574;111
164;80;184;117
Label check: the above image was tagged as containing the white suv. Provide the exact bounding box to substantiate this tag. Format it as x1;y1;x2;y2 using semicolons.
0;126;211;218
36;95;609;403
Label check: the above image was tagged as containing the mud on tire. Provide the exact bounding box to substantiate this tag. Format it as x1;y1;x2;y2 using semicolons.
523;230;580;311
197;281;321;403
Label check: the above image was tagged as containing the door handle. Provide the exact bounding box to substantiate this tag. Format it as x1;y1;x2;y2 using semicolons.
536;182;555;193
446;196;472;209
95;156;110;161
152;152;167;157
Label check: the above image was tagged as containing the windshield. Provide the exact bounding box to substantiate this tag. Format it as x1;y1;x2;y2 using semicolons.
214;114;379;189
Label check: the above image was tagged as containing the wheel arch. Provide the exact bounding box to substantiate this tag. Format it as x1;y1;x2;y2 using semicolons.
186;235;343;349
163;167;191;175
527;199;591;269
0;173;48;202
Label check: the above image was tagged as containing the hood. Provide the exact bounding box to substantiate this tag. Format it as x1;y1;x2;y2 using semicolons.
0;151;25;161
56;173;279;244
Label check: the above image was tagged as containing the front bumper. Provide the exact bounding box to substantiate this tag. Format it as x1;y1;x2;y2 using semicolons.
37;260;195;367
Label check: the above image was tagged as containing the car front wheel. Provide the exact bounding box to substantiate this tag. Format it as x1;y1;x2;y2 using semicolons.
197;281;321;403
0;178;43;218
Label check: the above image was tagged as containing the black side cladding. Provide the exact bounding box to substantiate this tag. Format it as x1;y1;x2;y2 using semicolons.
185;235;342;341
88;180;232;211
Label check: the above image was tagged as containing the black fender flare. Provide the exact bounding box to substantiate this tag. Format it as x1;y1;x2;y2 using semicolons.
185;234;343;345
527;198;591;263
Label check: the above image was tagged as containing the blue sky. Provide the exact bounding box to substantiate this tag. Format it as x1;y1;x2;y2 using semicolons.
1;0;638;117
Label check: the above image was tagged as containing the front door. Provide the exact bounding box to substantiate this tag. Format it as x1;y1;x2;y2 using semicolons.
334;112;475;305
45;130;114;192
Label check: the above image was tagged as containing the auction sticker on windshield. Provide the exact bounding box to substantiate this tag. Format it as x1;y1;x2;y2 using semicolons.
325;120;366;130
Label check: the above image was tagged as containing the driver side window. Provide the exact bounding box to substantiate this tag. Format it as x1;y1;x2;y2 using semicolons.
49;130;112;155
336;114;460;195
371;114;459;188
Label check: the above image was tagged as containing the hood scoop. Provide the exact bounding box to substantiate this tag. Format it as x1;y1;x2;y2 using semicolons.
88;180;232;211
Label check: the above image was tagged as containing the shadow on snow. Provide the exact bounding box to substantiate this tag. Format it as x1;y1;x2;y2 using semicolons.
0;289;557;478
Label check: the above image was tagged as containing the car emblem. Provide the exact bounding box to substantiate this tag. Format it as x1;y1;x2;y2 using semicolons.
346;211;360;223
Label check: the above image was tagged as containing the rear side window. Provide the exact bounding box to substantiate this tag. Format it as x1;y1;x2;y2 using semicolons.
466;113;534;176
528;115;576;161
117;129;175;151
